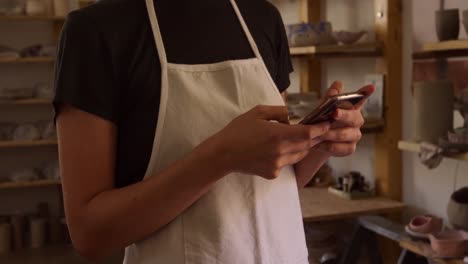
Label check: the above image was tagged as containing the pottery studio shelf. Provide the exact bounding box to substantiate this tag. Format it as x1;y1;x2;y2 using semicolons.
0;57;54;64
0;98;51;105
0;179;60;190
290;42;382;57
0;139;57;149
413;40;468;59
400;239;465;264
0;15;65;21
290;118;385;134
299;187;405;222
1;245;124;264
398;140;468;162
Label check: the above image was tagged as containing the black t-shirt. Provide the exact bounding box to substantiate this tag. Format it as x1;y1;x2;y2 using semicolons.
54;0;293;188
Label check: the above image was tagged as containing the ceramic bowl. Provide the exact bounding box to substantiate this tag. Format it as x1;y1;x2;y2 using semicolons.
447;131;468;145
333;31;367;45
286;22;336;47
463;10;468;35
435;9;460;41
447;187;468;231
429;230;468;258
406;215;443;239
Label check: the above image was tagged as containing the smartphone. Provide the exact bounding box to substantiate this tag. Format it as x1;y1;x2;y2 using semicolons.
299;91;365;125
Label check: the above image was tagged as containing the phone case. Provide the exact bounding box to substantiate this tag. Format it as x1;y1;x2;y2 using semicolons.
299;92;364;125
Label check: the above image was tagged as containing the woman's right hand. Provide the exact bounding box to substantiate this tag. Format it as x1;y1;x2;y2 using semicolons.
205;105;330;180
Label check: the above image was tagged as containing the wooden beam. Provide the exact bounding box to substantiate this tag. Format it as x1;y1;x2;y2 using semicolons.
306;0;322;96
374;0;402;201
374;0;403;262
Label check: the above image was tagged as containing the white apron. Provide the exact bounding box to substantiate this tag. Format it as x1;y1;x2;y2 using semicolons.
123;0;308;263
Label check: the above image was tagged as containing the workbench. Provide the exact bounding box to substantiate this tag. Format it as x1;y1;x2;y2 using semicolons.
299;187;405;222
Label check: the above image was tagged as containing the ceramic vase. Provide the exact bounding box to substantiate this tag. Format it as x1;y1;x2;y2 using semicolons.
412;80;454;143
447;187;468;231
463;10;468;35
25;0;46;15
436;9;460;41
30;217;46;249
0;222;11;254
53;0;69;16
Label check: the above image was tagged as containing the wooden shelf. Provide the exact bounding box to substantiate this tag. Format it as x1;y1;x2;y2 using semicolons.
0;179;60;190
300;187;405;222
400;239;465;264
0;57;54;63
290;42;382;57
0;98;51;105
0;139;57;148
413;40;468;59
0;15;65;21
398;140;468;162
1;245;124;264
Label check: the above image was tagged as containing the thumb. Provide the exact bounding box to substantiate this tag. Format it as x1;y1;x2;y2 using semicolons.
251;105;289;124
325;81;344;98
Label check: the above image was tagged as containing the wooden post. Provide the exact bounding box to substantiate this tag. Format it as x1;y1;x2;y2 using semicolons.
374;0;403;262
374;0;402;201
297;0;322;96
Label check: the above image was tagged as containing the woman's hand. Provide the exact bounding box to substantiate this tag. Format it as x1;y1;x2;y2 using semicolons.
206;105;330;180
314;81;375;157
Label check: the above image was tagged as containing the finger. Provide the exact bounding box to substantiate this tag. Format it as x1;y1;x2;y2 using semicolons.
333;109;364;128
355;84;375;109
251;105;289;124
279;138;323;154
319;127;362;143
279;150;310;167
316;142;356;157
325;81;344;98
272;122;330;141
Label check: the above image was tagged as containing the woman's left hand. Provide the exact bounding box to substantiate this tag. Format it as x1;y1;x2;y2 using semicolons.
314;81;375;157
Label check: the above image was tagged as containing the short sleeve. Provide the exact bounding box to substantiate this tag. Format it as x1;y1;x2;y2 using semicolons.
273;9;293;93
53;10;119;124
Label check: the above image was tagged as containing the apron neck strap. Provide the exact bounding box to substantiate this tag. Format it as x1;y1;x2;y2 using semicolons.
145;0;168;65
145;0;263;64
229;0;263;59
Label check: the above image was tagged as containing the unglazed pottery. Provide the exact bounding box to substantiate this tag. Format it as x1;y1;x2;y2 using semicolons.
429;230;468;258
436;9;460;41
333;31;367;45
412;80;454;143
463;10;468;35
447;187;468;231
405;215;444;239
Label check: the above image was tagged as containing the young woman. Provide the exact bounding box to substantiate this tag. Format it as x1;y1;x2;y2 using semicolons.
54;0;373;263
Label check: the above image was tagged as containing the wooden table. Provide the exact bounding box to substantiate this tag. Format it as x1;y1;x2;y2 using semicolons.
299;187;405;222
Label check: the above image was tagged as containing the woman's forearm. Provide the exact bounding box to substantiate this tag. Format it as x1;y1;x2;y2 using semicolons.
294;149;330;188
68;141;227;260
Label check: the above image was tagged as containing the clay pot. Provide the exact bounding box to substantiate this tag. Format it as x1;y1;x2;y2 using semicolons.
333;31;367;45
412;81;454;143
429;230;468;258
30;217;46;249
447;187;468;231
0;222;11;254
405;215;443;239
461;10;468;36
436;9;460;41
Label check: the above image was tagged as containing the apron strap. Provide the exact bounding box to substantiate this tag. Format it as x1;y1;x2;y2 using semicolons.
229;0;263;59
145;0;263;63
145;0;168;65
